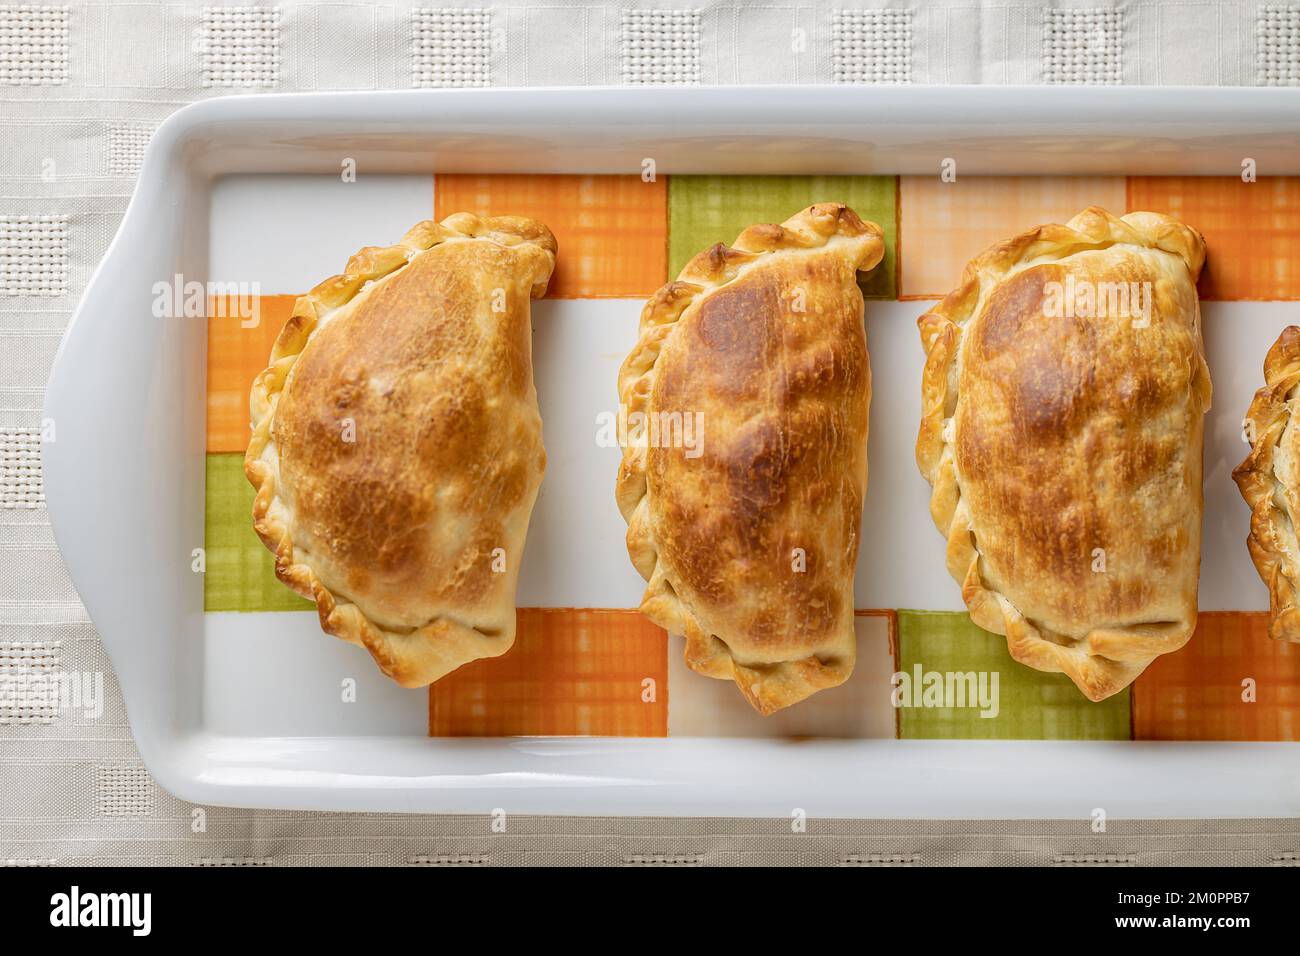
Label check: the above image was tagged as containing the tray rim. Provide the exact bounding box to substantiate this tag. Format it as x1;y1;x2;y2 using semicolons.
43;86;1300;816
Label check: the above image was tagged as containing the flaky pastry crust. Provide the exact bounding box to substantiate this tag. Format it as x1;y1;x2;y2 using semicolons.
1232;325;1300;643
916;207;1209;702
616;203;885;715
245;214;556;687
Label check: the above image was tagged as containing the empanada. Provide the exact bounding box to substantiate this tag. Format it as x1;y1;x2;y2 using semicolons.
1233;325;1300;643
616;203;885;715
245;214;556;686
916;207;1209;701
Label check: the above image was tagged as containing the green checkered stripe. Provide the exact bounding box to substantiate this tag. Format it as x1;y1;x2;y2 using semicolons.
668;176;897;298
206;453;312;612
895;611;1131;740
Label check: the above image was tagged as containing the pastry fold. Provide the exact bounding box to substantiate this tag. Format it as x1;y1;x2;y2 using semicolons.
916;207;1209;701
245;214;556;686
616;203;885;714
1233;325;1300;643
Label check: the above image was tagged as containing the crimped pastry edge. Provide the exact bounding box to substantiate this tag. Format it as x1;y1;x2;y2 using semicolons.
914;206;1209;702
243;214;557;687
615;202;885;715
1232;324;1300;643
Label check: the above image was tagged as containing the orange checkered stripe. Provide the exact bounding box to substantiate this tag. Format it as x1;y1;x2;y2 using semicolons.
433;174;668;298
900;175;1300;301
204;173;1300;741
429;609;671;737
1133;614;1300;741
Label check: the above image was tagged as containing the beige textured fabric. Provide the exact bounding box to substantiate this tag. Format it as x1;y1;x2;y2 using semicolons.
1;812;1298;867
3;1;1299;866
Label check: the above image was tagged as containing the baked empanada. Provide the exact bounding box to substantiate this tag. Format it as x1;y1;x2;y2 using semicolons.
1233;325;1300;643
616;203;885;715
245;215;556;686
916;207;1209;701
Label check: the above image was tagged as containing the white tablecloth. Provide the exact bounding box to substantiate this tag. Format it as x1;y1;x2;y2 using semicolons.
2;0;1298;866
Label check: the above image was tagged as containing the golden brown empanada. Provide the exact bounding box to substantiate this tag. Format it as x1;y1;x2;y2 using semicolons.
916;207;1209;702
245;214;556;686
616;203;885;715
1233;325;1300;643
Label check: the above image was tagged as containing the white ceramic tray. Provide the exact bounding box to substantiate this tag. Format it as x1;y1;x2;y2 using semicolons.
44;87;1300;816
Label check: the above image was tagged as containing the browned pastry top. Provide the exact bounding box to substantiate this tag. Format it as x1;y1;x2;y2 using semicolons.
246;215;555;686
916;207;1209;701
1233;324;1300;643
617;203;884;714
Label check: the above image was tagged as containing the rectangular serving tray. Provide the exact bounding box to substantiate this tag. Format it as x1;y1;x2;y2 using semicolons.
44;87;1300;816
